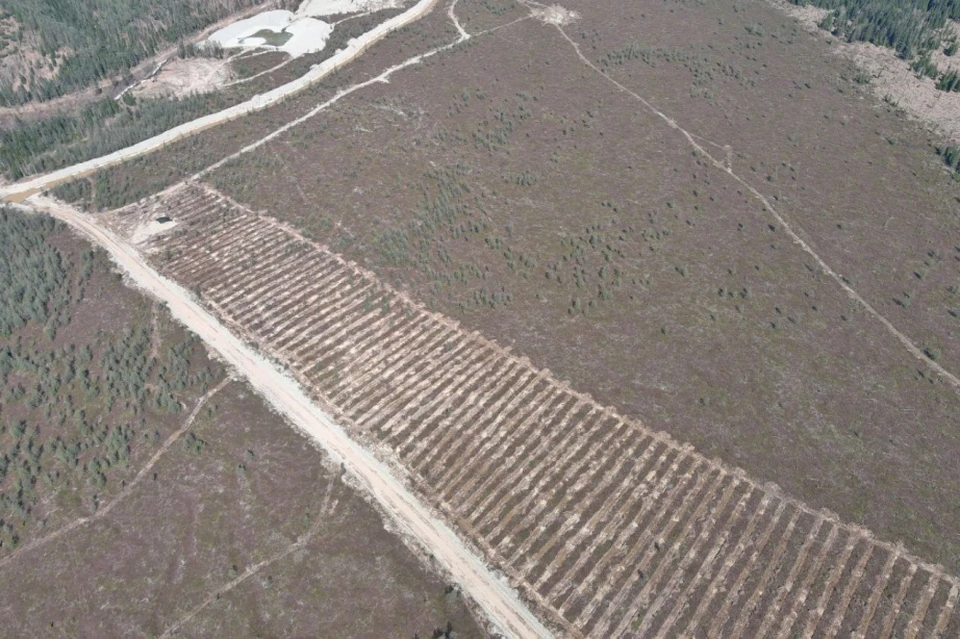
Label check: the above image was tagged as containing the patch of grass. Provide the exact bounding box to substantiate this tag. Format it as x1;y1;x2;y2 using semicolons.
248;28;294;47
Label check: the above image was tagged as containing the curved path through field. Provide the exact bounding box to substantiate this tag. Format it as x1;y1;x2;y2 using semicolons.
0;0;440;203
25;195;552;639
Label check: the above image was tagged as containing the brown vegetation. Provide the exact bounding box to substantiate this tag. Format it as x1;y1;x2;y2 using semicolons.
0;207;484;638
116;182;960;637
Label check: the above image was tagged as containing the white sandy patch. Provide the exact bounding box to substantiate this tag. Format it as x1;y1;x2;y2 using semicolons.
133;57;236;99
532;5;579;26
281;19;335;56
847;41;960;143
206;9;333;58
131;219;179;244
209;10;293;46
767;0;828;32
297;0;403;18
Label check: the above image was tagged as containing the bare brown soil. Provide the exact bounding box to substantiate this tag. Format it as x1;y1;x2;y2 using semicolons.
110;181;960;637
28;0;960;633
179;0;960;578
132;57;238;100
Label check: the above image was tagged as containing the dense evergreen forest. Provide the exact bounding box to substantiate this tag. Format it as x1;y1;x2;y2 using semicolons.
0;0;266;106
0;207;218;552
791;0;960;58
0;92;229;180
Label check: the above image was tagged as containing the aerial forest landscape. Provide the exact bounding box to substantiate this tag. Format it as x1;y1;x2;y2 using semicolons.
1;0;959;637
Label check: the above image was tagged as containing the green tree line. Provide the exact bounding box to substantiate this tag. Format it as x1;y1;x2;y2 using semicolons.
791;0;960;59
0;92;229;180
0;0;266;106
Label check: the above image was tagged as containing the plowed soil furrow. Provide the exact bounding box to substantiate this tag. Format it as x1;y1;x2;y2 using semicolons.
631;481;752;637
512;419;633;572
352;339;475;430
306;315;420;384
385;352;506;449
662;489;769;636
337;324;454;414
471;404;598;534
186;236;294;300
851;549;900;639
270;276;372;351
147;205;248;258
174;223;282;284
292;293;395;365
797;532;861;638
372;346;493;436
326;320;446;405
487;412;613;549
432;369;540;494
550;447;685;611
221;254;333;323
535;439;664;597
416;372;559;487
889;571;937;639
706;505;800;639
827;544;889;638
158;216;264;279
774;524;842;638
211;250;315;315
569;458;709;625
273;281;376;354
450;395;580;519
593;472;738;638
280;283;380;352
803;538;873;638
434;386;563;502
931;585;959;637
431;375;547;488
405;361;526;469
753;517;827;638
301;310;410;380
123;183;960;637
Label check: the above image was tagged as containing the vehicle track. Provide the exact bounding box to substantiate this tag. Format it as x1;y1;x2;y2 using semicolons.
528;0;960;394
25;194;555;639
0;0;442;203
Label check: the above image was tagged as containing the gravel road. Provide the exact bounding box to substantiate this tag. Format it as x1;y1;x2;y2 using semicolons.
27;195;553;639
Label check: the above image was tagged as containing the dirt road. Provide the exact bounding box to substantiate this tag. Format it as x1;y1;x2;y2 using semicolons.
0;0;439;203
26;195;552;639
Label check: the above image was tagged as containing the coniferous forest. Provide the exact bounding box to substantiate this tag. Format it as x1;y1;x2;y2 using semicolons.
0;0;266;106
791;0;960;60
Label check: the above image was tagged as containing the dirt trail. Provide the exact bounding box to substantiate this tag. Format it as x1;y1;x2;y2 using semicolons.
0;0;440;203
159;479;343;638
0;378;231;572
194;0;529;180
26;195;552;639
529;0;960;394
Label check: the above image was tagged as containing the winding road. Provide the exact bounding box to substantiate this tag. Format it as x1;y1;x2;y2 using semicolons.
0;0;440;203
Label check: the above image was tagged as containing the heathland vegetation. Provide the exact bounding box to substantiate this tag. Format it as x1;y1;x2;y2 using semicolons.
0;205;484;637
0;206;217;552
